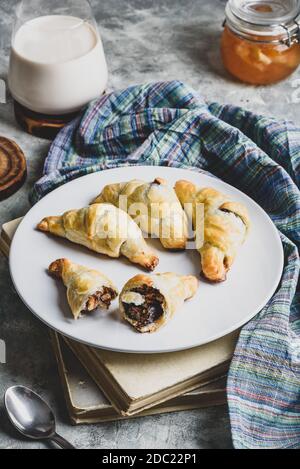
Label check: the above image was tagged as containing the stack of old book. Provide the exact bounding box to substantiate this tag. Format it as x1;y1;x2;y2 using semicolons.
0;218;238;424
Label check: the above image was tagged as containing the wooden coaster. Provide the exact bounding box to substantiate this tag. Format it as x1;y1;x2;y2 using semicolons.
0;137;27;201
14;101;80;140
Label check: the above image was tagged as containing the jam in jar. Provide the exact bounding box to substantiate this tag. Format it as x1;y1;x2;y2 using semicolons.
221;0;300;85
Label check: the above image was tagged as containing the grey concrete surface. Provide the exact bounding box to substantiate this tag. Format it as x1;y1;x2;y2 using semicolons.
0;0;299;450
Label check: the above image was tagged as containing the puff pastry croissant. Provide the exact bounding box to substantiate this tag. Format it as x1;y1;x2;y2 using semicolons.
92;178;188;249
175;180;250;282
38;204;159;271
49;258;118;319
119;273;198;333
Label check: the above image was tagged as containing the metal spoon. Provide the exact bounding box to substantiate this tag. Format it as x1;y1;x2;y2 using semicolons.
4;386;75;449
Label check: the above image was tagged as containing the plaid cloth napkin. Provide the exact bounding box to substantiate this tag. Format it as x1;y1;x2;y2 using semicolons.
32;81;300;449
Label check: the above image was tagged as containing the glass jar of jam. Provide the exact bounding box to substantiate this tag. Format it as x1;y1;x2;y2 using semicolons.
221;0;300;85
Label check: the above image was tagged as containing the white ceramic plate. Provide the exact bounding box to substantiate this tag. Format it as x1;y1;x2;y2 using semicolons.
9;166;283;353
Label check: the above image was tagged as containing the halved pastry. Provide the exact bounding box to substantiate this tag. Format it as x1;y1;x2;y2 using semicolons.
175;180;250;282
119;273;198;333
49;258;118;319
37;204;159;271
92;178;188;250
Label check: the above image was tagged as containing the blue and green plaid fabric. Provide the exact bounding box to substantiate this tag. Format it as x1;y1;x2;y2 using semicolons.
32;81;300;449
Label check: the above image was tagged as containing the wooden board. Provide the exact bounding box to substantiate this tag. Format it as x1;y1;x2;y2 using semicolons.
0;137;27;200
14;101;79;140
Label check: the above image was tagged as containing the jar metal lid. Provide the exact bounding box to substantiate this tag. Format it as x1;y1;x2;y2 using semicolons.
225;0;300;44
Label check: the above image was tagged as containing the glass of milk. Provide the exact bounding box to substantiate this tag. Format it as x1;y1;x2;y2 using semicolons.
8;0;108;138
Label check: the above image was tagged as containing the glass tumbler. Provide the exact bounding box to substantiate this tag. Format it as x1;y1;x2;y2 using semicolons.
8;0;108;139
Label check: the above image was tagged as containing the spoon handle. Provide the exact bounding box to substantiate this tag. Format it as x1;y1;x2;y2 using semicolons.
51;433;76;449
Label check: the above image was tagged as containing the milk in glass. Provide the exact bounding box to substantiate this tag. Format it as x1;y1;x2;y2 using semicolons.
9;15;108;115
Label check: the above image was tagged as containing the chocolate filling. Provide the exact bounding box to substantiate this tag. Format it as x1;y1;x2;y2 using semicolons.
84;286;117;312
219;208;246;226
123;285;164;329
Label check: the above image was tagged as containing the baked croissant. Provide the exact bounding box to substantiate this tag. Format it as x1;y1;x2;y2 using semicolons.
119;273;198;333
38;204;159;271
92;178;188;249
175;180;250;282
49;258;118;319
